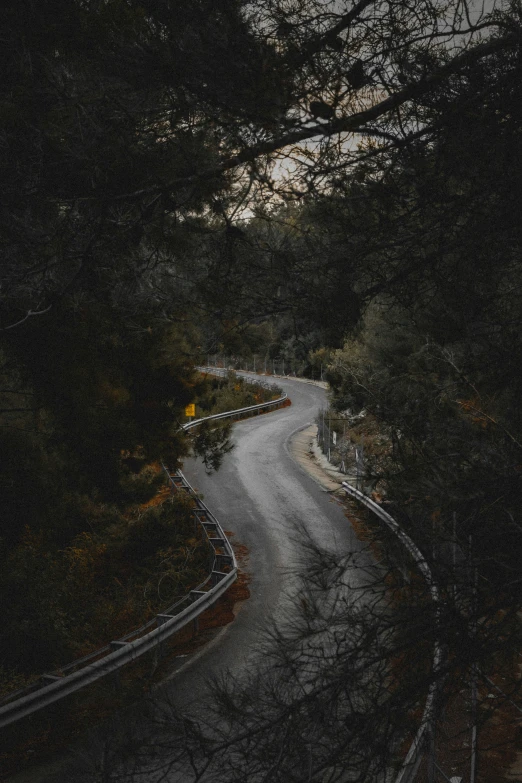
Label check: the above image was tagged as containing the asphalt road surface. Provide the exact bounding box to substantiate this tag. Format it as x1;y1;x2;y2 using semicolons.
168;373;371;709
8;375;372;783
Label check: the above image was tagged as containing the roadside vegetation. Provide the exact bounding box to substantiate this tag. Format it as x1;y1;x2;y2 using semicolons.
0;371;272;701
0;486;208;697
2;0;522;779
195;371;282;418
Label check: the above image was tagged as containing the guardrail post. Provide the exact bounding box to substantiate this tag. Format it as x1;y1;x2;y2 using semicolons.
109;642;128;690
110;641;128;650
111;670;122;692
152;642;162;670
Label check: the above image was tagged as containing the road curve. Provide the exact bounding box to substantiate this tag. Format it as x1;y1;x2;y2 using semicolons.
167;374;370;709
7;375;369;783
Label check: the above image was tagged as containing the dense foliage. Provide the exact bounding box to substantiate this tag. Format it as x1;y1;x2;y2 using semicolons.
0;489;209;687
2;0;522;777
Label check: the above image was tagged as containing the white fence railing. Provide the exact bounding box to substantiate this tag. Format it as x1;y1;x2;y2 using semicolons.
0;380;288;729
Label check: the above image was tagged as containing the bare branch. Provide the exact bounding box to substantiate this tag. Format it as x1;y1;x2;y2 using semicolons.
1;305;52;331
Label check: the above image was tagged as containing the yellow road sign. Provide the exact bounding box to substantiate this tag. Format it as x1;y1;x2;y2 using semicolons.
185;403;196;417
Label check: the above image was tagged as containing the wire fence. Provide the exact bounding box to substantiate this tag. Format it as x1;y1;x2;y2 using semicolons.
205;353;324;381
316;411;367;490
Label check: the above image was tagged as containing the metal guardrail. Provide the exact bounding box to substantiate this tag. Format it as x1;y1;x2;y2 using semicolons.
190;368;288;428
0;380;288;729
184;396;289;430
0;471;237;729
341;482;443;783
0;370;440;778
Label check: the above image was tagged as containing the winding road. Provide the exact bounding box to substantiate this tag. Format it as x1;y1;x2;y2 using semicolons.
9;375;371;783
166;373;371;709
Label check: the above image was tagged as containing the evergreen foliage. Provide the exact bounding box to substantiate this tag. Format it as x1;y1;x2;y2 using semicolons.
2;0;522;776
